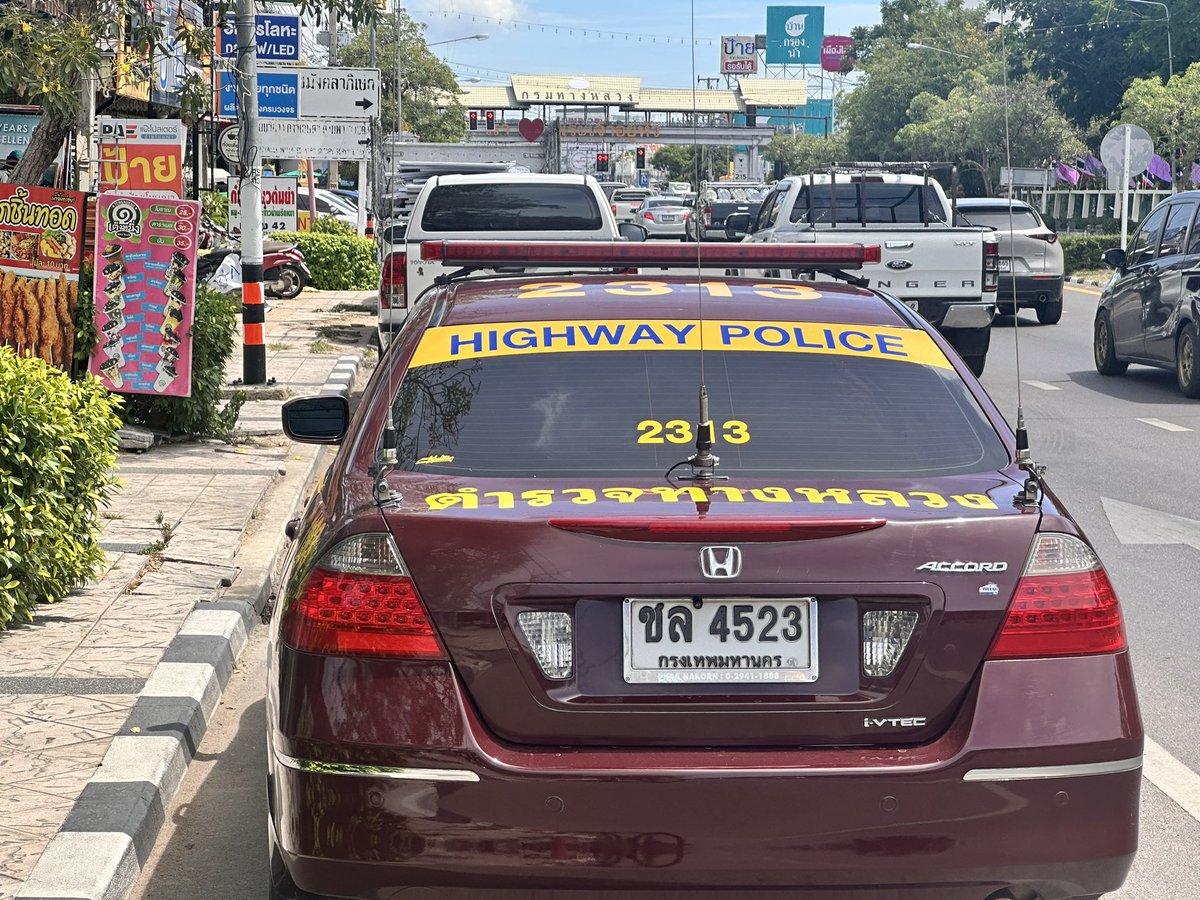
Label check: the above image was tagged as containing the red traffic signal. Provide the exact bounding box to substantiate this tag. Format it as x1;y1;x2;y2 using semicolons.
485;110;496;130
596;152;610;173
636;147;646;169
469;111;478;130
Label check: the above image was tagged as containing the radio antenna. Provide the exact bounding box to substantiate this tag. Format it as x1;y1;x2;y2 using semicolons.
998;4;1044;509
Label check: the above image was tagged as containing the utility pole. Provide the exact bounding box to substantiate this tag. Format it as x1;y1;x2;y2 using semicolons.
236;0;266;384
697;76;720;89
327;4;340;190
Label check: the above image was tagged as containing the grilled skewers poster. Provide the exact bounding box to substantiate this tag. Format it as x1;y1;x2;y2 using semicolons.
89;194;200;397
0;184;87;369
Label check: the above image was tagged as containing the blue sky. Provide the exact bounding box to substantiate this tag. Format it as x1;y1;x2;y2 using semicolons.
406;1;883;89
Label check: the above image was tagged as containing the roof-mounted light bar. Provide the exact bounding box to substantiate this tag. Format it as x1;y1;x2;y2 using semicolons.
419;240;882;270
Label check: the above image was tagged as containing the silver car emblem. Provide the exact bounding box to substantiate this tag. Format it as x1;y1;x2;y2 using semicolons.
886;259;913;270
700;546;742;579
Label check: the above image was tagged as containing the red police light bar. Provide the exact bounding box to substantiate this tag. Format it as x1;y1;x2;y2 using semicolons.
419;241;882;269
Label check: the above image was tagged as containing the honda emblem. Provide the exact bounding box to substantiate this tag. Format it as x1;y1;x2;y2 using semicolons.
700;546;742;579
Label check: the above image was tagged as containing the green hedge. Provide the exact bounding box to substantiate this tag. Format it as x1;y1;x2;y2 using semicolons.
277;232;378;291
1061;234;1119;275
0;349;122;629
121;286;246;440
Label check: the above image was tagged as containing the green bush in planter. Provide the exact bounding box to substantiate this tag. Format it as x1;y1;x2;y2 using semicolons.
0;348;122;629
1061;234;1119;275
277;232;379;290
121;285;246;440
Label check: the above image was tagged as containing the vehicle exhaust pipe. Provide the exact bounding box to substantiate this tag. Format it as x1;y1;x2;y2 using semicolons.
1036;292;1048;303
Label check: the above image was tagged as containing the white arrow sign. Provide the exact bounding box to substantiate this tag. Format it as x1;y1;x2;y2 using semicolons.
260;65;380;119
219;120;372;160
1101;497;1200;549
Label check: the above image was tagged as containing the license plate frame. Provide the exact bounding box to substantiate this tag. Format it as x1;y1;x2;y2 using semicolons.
999;259;1012;272
622;597;819;684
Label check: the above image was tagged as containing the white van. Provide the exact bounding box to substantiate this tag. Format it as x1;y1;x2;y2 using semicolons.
378;174;631;346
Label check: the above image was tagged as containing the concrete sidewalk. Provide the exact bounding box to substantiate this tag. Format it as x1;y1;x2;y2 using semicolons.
0;290;377;900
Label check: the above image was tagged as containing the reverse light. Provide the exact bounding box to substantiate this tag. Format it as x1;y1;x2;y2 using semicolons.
987;533;1126;659
862;610;919;677
517;611;573;679
419;241;883;270
380;251;407;310
283;534;447;659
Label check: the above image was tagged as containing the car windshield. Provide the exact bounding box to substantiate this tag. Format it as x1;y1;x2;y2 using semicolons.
387;331;1007;478
957;208;1043;231
421;184;604;231
613;190;650;201
644;197;685;208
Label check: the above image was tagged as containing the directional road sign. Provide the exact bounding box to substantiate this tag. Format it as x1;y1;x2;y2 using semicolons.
218;120;372;161
218;14;301;61
218;71;300;119
259;65;381;120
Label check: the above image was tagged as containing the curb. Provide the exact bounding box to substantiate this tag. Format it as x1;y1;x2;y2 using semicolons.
14;357;363;900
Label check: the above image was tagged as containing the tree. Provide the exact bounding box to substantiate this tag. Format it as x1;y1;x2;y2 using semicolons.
1118;62;1200;190
896;73;1084;195
650;145;699;183
340;12;464;143
763;132;849;177
0;0;378;186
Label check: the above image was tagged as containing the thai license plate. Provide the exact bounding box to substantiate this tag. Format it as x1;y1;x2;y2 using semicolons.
660;215;677;222
623;598;819;684
999;259;1012;272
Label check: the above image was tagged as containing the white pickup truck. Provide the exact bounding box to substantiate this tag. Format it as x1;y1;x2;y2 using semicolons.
379;173;642;346
724;173;999;375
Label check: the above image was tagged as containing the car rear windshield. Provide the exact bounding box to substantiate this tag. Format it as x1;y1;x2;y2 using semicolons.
957;208;1042;230
789;183;947;225
388;346;1006;478
420;184;604;232
613;190;650;201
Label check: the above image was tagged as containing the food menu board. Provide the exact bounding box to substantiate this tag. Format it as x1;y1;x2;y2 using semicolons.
88;194;200;397
0;184;87;369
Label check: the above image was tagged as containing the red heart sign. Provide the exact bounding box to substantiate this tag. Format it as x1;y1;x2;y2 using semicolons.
518;118;545;142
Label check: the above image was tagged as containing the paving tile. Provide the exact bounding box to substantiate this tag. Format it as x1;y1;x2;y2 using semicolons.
0;740;108;788
102;592;198;621
0;870;22;899
0;696;124;725
75;619;188;650
0;714;111;755
55;650;164;680
0;829;49;885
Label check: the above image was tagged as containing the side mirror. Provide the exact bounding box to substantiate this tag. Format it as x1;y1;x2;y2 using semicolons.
618;222;648;242
724;212;751;240
1101;247;1127;270
282;395;349;444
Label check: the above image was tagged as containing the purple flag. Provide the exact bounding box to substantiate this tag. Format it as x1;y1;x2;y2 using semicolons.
1190;162;1200;186
1148;154;1173;182
1075;157;1093;178
1055;161;1081;186
1086;154;1104;175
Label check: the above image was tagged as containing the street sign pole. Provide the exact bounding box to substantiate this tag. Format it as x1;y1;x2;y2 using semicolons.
1121;127;1131;251
236;0;267;385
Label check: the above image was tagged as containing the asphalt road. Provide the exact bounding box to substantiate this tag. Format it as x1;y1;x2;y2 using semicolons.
129;284;1200;899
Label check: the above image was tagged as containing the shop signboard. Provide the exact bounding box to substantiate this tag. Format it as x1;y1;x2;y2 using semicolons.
227;176;298;236
98;118;187;198
720;36;759;74
89;193;200;397
820;35;855;72
0;184;87;369
766;6;825;65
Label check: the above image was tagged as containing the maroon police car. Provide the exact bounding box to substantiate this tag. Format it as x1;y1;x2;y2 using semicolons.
269;242;1141;900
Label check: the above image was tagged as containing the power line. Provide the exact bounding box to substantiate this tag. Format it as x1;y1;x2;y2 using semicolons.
407;7;719;46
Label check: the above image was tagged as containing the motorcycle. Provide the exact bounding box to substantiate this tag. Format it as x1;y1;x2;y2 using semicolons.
196;237;311;299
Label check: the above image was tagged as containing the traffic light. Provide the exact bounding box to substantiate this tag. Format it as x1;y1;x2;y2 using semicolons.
596;152;610;173
485;110;496;131
636;147;646;169
469;111;478;131
746;105;757;128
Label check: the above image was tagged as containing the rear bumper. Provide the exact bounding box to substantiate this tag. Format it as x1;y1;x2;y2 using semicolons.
998;275;1064;306
269;653;1142;900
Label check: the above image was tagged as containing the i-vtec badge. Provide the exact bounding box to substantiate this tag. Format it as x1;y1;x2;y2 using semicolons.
864;717;928;728
916;561;1008;573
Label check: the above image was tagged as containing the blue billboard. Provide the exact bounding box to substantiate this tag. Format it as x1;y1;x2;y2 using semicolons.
218;72;300;119
766;6;825;65
218;14;301;61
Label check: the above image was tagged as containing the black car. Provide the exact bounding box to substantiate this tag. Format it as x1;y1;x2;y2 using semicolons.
1094;190;1200;396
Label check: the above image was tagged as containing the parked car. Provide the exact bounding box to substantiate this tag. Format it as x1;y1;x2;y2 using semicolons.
955;198;1064;324
610;187;653;224
272;240;1141;900
297;188;358;227
1094;190;1200;395
635;196;690;239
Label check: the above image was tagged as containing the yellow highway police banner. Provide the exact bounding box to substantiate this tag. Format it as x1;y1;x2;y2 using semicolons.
409;319;953;370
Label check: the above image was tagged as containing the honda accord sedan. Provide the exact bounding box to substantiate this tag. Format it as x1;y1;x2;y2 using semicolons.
270;241;1142;900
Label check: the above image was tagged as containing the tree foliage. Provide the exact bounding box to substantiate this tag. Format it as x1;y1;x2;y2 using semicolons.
1118;61;1200;189
340;12;464;143
897;73;1084;195
763;133;849;177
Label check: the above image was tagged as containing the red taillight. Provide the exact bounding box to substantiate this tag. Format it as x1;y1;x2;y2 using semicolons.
643;211;654;221
703;205;712;227
983;238;999;293
282;535;446;659
611;204;617;214
987;534;1126;659
380;251;407;310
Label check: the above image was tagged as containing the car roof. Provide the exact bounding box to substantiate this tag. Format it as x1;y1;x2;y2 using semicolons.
434;275;910;329
429;173;592;187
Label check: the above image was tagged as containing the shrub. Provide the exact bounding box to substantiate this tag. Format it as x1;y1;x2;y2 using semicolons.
310;216;355;236
277;231;378;290
73;262;97;379
0;348;122;628
1061;234;1119;274
202;190;229;228
121;285;246;440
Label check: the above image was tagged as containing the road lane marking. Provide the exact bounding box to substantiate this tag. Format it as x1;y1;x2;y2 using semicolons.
1023;380;1062;391
1144;736;1200;824
1066;285;1103;296
1138;417;1193;432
